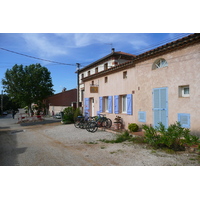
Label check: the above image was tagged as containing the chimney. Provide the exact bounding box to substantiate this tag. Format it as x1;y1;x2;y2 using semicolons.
112;48;115;53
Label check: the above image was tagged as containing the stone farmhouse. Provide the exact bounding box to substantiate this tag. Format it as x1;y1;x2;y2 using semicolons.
78;33;200;135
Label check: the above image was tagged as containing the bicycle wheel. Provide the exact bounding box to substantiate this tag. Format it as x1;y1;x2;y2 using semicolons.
86;121;98;133
74;120;80;128
106;118;112;128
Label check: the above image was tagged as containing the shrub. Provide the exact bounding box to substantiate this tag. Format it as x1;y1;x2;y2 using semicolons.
62;107;75;124
100;130;133;143
142;122;200;151
128;123;139;132
73;108;82;120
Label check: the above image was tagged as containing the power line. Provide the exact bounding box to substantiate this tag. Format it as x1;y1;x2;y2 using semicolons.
133;33;191;55
0;47;76;66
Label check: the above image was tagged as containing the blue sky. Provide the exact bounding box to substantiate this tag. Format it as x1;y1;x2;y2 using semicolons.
0;33;192;94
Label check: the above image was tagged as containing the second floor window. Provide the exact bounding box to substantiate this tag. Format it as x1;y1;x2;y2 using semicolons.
95;67;98;73
104;63;108;70
88;71;90;76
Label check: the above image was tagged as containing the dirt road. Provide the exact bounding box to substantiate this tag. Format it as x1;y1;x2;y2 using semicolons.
0;115;199;166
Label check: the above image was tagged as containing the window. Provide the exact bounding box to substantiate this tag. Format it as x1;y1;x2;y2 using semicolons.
91;81;94;85
104;97;109;112
121;95;127;113
152;58;168;70
104;63;108;70
99;96;113;113
88;71;90;76
114;94;132;115
105;77;108;83
95;67;98;74
123;71;127;79
179;85;190;97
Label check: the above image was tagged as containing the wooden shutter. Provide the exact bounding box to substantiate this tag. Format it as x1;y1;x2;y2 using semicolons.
99;97;103;113
84;98;90;116
153;88;168;128
108;96;113;113
127;94;133;115
114;95;119;114
178;113;190;128
138;111;146;122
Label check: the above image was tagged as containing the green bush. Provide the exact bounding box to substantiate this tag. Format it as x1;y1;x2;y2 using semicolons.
142;122;200;151
62;107;75;124
128;123;139;132
100;130;134;143
73;108;82;120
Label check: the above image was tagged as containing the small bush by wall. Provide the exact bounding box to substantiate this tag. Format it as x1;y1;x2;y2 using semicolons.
128;123;139;132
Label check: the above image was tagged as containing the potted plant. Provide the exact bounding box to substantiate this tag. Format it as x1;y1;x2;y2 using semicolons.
114;116;122;130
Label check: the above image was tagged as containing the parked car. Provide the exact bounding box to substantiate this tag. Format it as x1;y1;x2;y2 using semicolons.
54;113;61;119
3;111;7;115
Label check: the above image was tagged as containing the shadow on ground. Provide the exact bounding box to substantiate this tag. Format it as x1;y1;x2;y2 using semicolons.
19;119;61;127
0;129;27;166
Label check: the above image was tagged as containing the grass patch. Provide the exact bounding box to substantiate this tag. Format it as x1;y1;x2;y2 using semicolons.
100;130;134;143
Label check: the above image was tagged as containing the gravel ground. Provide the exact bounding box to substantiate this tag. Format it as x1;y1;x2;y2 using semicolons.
1;116;200;166
41;124;200;166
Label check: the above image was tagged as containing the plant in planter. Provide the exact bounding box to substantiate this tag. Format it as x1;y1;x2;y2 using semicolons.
114;116;122;130
128;123;139;132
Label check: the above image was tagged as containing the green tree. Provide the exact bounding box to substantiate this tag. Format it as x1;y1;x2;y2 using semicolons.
2;63;54;114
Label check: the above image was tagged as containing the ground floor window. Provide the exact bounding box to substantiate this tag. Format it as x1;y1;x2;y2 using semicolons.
121;95;127;113
104;96;109;112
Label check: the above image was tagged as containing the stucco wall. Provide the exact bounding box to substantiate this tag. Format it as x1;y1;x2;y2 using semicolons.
83;43;200;135
135;43;200;134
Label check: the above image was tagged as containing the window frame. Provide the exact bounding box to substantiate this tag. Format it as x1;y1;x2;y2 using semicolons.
121;95;127;113
179;85;190;98
104;96;109;112
105;76;108;83
123;71;127;79
152;58;168;70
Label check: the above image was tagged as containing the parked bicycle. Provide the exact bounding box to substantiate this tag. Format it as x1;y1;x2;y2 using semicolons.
86;114;112;133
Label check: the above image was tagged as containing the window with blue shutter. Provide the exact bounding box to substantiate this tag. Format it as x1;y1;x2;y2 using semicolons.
138;111;146;122
127;94;133;115
114;95;119;114
99;97;103;113
178;113;190;128
108;96;113;113
84;98;90;116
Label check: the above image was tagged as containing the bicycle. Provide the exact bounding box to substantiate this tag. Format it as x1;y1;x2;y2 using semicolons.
86;114;112;133
74;115;94;129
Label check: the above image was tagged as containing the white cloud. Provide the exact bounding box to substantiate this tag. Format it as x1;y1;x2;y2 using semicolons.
20;33;68;58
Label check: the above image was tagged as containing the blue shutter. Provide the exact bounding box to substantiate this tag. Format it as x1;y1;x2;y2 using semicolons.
178;113;190;128
127;94;133;115
84;98;90;116
108;96;113;113
138;111;146;122
114;95;119;114
153;88;168;128
99;97;103;113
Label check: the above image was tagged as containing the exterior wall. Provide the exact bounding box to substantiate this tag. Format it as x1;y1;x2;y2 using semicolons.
84;65;137;127
49;105;69;115
79;58;131;104
79;59;130;83
135;43;200;134
83;43;200;135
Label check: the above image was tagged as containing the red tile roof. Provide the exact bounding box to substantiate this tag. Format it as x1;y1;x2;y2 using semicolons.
45;88;77;106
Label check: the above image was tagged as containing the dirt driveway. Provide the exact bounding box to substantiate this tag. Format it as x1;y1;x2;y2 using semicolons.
0;115;199;166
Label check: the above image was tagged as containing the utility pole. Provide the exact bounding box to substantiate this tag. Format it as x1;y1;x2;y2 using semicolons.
1;90;3;115
76;63;80;109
